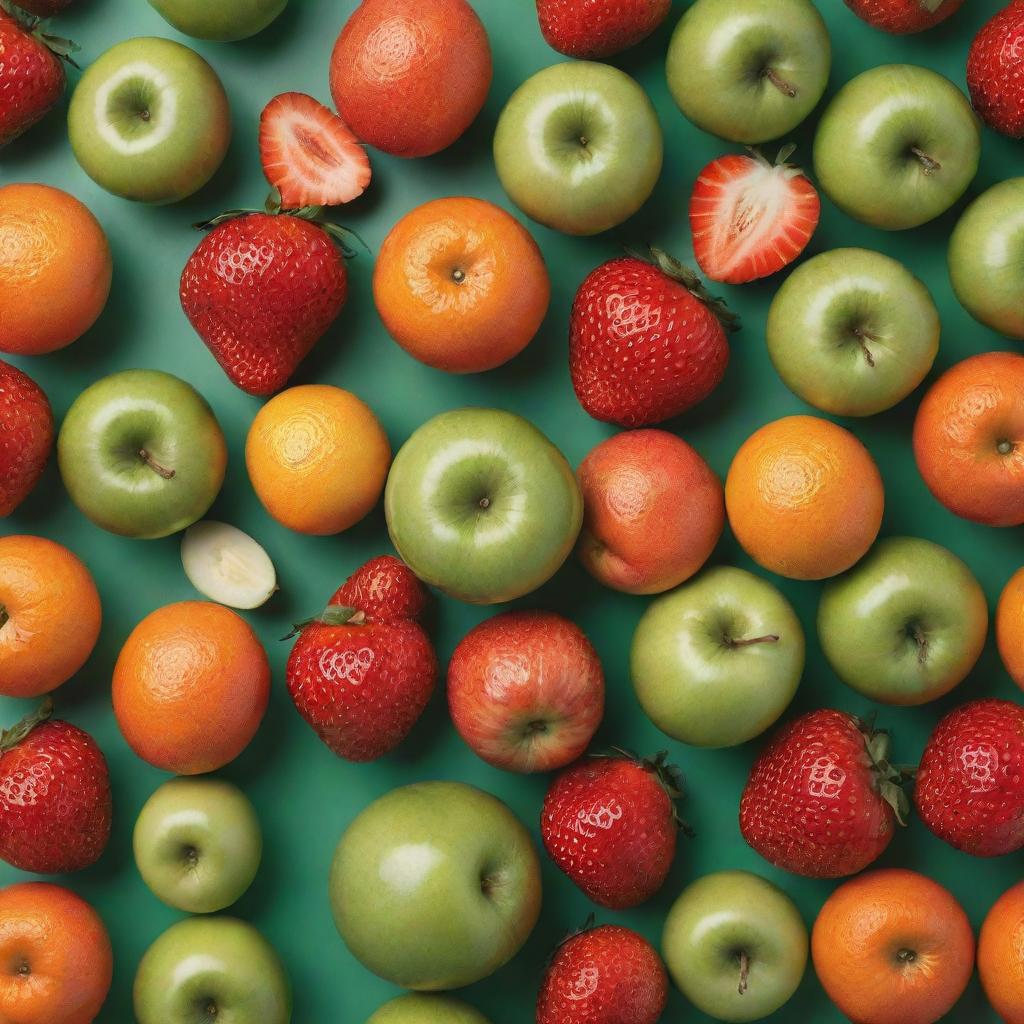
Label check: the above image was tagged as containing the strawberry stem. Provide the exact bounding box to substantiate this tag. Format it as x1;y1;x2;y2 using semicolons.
0;0;80;66
0;698;53;753
859;719;912;826
280;603;364;640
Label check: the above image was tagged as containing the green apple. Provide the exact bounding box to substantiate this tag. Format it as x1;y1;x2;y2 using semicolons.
134;917;290;1024
666;0;830;144
493;61;663;236
367;994;491;1024
767;248;940;416
663;870;808;1023
949;178;1024;339
133;777;262;914
814;64;980;230
68;37;231;204
818;536;988;706
58;369;227;540
330;781;542;990
631;566;804;748
385;408;582;604
149;0;287;41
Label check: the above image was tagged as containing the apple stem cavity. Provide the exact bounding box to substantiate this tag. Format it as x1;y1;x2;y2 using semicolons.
908;622;929;664
726;633;779;648
896;947;917;965
737;951;751;996
910;147;941;175
139;448;175;480
761;66;798;99
0;698;53;754
849;326;879;367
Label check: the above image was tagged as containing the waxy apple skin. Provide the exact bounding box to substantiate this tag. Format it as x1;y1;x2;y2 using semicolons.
631;566;804;748
368;994;492;1023
767;248;940;416
330;781;542;991
148;0;288;41
949;178;1024;339
814;64;980;230
666;0;831;144
818;536;988;706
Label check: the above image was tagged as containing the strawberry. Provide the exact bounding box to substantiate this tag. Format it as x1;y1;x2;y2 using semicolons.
844;0;964;33
285;555;437;762
739;709;909;878
569;249;736;427
0;700;111;874
690;146;820;285
915;698;1024;857
968;1;1024;139
537;923;668;1024
259;92;371;210
541;752;686;909
0;359;52;516
536;0;671;59
180;210;350;395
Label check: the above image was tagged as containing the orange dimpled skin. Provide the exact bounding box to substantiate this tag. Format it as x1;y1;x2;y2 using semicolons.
0;882;113;1024
0;535;101;698
725;415;884;580
0;184;112;355
812;869;974;1024
373;197;550;373
112;601;270;775
980;881;1024;1024
913;351;1024;526
998;568;1024;690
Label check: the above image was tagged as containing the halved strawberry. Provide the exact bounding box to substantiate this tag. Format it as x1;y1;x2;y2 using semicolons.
259;91;371;209
690;145;820;286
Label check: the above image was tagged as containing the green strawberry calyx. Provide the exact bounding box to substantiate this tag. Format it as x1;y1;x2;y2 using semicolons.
860;718;914;826
0;698;52;753
280;604;365;641
0;0;80;67
596;747;695;837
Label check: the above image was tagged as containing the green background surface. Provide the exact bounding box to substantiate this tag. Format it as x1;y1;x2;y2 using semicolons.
1;1;1021;1021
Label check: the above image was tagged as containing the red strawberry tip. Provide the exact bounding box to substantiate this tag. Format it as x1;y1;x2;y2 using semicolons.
280;604;365;641
0;697;53;752
859;718;913;826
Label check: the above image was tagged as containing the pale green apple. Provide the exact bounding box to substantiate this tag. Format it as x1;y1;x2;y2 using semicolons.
367;994;491;1024
385;408;582;604
149;0;288;41
330;781;542;991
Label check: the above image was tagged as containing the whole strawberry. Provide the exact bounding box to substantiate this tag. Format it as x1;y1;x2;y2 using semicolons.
968;1;1024;138
739;709;908;878
536;0;671;58
844;0;964;33
286;555;437;762
0;358;52;516
537;923;668;1024
915;698;1024;856
180;211;350;395
0;701;112;873
541;752;685;909
569;249;736;427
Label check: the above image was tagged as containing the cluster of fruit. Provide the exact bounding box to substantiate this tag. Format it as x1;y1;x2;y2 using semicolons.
3;0;1024;1022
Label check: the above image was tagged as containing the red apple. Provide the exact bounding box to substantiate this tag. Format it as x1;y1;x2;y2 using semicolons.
448;610;604;773
577;429;724;595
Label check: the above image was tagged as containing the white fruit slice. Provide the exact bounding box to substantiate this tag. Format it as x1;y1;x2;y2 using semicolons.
181;521;277;610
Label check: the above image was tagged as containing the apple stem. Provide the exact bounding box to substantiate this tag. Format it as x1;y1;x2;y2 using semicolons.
139;449;175;480
762;67;798;98
738;951;750;995
727;634;779;648
851;327;878;367
909;623;929;664
910;147;941;175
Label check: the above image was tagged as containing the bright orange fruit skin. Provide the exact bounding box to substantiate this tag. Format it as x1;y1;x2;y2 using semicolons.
997;567;1024;691
979;880;1024;1024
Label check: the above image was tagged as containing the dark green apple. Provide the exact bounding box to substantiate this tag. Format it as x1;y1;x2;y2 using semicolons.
949;177;1024;339
385;408;582;604
814;64;980;230
818;536;988;706
631;566;804;748
493;61;663;236
149;0;287;40
767;248;940;416
663;870;808;1023
58;369;227;540
368;994;491;1023
666;0;830;144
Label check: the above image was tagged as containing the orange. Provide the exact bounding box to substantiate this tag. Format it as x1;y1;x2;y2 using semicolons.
913;351;1024;526
0;184;112;355
246;384;390;535
812;868;974;1024
112;601;270;775
725;414;884;580
373;196;550;373
998;568;1024;690
0;534;101;698
0;881;112;1024
979;880;1024;1024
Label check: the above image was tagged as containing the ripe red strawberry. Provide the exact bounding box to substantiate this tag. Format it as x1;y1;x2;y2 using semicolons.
537;923;668;1024
0;700;112;873
915;698;1024;856
569;249;736;427
180;211;350;395
739;709;908;878
0;358;52;516
968;1;1024;138
844;0;964;33
541;753;686;909
690;146;820;285
259;92;371;210
536;0;671;58
285;555;437;762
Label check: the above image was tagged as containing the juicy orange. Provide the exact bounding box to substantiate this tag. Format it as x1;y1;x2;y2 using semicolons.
979;880;1024;1024
998;567;1024;691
